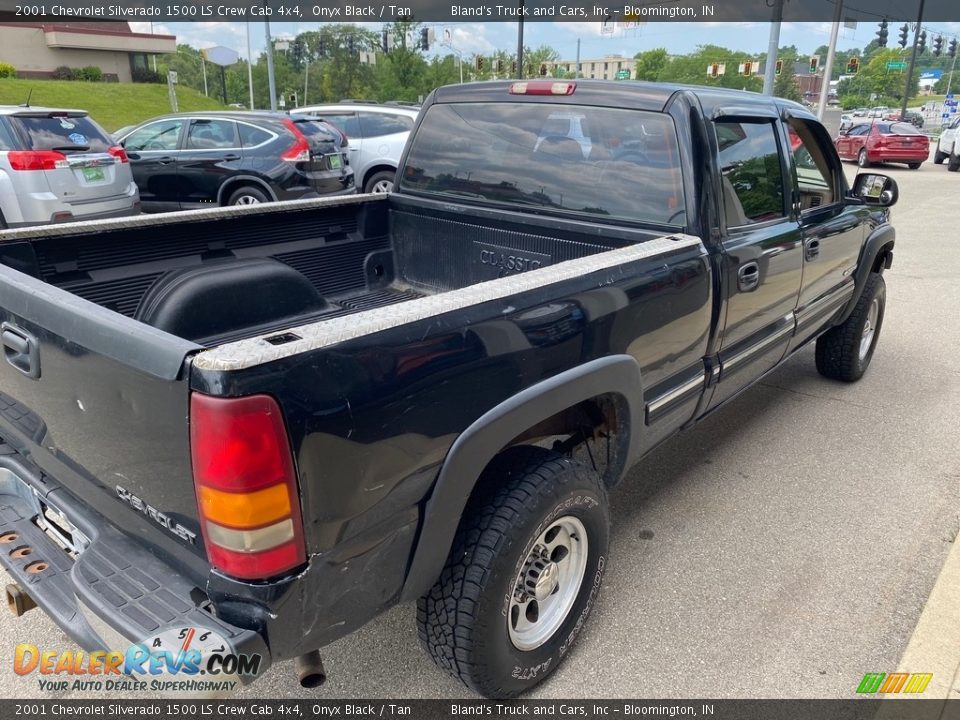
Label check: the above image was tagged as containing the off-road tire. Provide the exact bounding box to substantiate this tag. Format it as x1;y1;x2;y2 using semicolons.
933;148;947;164
417;446;609;698
815;272;886;382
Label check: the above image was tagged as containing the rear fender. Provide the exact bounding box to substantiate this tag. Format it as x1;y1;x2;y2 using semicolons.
399;354;643;601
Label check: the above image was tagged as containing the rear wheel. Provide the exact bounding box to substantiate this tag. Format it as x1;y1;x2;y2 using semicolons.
418;447;609;698
815;272;886;382
363;170;396;194
227;186;270;206
907;162;922;170
857;148;871;168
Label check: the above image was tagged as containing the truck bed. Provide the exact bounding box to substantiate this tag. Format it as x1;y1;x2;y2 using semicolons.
0;194;659;349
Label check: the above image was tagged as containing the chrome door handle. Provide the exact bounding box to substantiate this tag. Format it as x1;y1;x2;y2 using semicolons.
737;262;760;292
805;239;821;261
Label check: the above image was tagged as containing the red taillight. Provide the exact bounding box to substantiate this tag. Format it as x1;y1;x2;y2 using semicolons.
7;150;68;171
108;145;129;163
281;118;311;162
190;393;307;581
509;81;577;96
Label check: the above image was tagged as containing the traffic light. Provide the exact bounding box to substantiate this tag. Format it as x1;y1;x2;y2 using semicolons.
346;35;355;54
511;60;518;76
775;59;783;76
382;29;389;54
933;36;944;56
808;55;819;74
876;19;888;48
539;63;548;76
420;28;429;51
950;39;959;58
475;56;484;73
707;63;720;78
493;59;503;74
898;24;909;48
846;57;859;75
917;31;927;54
317;39;326;57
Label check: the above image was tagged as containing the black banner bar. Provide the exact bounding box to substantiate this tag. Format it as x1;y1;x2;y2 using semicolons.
0;0;958;24
1;700;959;720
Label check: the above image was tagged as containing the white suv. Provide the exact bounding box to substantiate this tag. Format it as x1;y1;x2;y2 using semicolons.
935;114;960;171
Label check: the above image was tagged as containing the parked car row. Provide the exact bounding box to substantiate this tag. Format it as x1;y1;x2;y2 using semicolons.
1;101;421;228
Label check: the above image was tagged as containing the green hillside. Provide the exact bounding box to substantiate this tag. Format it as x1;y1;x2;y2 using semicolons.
0;79;226;132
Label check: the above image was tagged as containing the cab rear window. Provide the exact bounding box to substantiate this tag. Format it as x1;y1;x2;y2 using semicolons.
399;103;686;227
9;115;111;153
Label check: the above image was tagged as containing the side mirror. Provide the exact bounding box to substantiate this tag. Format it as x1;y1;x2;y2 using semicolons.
851;173;898;207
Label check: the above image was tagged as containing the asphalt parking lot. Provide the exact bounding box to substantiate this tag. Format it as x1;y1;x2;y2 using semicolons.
0;149;958;701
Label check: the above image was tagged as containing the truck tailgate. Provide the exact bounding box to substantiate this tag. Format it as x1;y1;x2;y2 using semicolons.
0;260;207;577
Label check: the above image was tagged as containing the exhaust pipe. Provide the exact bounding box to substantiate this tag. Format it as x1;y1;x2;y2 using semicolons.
6;583;37;617
295;650;327;689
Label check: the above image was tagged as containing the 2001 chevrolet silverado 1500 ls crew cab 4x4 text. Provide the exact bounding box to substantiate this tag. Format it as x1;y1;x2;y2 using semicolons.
0;80;897;698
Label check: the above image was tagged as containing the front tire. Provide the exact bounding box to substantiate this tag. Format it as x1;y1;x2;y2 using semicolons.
934;148;947;164
949;152;960;172
815;273;886;382
857;148;871;168
418;447;609;698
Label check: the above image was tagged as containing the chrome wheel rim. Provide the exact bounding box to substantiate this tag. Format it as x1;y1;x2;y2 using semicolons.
235;195;261;205
859;297;879;361
858;150;867;167
508;516;588;651
370;179;393;193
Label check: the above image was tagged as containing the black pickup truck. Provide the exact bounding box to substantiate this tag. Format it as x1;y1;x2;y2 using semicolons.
0;81;897;698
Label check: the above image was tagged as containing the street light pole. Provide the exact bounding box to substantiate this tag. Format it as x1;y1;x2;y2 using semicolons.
900;0;927;120
817;0;843;120
762;0;783;96
246;22;255;110
516;0;524;78
264;2;277;111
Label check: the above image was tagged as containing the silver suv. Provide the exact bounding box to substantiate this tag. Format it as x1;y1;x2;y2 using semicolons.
292;102;418;193
0;106;139;228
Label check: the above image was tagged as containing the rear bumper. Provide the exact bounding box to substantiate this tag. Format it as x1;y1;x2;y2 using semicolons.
868;149;929;163
0;450;270;678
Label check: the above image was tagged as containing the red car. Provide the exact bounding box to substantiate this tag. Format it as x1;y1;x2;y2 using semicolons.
835;121;929;169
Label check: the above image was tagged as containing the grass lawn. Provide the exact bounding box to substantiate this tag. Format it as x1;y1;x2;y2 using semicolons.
0;78;225;132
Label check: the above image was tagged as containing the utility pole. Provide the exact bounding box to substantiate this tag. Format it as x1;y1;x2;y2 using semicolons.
575;38;581;79
900;0;926;120
762;0;783;95
264;2;277;111
817;0;843;120
303;40;310;106
516;0;524;78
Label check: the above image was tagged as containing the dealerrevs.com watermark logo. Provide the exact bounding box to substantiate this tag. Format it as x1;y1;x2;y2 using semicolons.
14;626;261;694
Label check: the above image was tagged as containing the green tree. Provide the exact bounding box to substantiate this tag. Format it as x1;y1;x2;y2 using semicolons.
659;45;763;92
633;48;668;81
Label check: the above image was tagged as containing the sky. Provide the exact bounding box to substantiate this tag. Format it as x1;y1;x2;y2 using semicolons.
131;21;960;64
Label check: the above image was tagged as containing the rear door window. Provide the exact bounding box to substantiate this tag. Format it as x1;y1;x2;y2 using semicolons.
714;121;786;226
8;114;111;153
186;119;238;150
358;112;414;138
